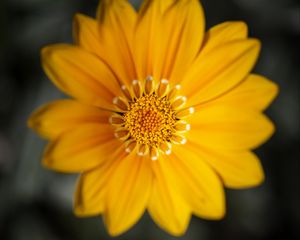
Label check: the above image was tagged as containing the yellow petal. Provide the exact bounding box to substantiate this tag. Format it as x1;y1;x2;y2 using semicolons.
134;0;205;81
201;21;248;55
162;0;205;83
74;148;126;216
187;105;275;150
28;99;111;139
97;0;137;85
134;0;167;80
73;14;103;54
104;154;152;236
148;158;191;236
170;144;226;219
203;74;279;111
43;123;121;173
183;144;264;188
42;44;121;109
181;39;261;106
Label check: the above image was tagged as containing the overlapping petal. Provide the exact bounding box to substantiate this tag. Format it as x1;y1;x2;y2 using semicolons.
43;123;120;173
134;0;171;80
73;14;103;55
96;0;137;85
165;146;226;219
134;0;205;81
183;144;265;188
181;39;261;106
28;100;111;139
203;74;279;111
148;158;191;236
104;154;152;236
187;105;274;150
201;21;248;54
42;45;121;109
74;148;127;216
163;0;205;83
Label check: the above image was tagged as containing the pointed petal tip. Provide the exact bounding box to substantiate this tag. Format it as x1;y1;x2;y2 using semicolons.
228;20;248;32
268;80;280;101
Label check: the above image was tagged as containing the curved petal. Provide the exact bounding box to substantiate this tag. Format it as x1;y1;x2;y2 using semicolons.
201;21;248;55
162;0;205;82
74;147;127;216
202;74;279;111
187;105;275;150
181;39;261;106
170;144;226;219
148;158;191;236
43;123;120;173
28;99;111;139
103;154;152;236
134;0;205;81
42;44;121;109
97;0;137;85
73;14;103;55
134;0;169;80
184;145;265;188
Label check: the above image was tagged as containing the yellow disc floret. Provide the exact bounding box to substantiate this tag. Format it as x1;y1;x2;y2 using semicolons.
124;93;176;147
111;77;193;159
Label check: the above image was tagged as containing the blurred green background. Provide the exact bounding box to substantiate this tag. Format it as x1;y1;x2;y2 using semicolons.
0;0;299;239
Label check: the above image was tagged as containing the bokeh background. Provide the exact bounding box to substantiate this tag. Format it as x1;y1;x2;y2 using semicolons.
0;0;299;239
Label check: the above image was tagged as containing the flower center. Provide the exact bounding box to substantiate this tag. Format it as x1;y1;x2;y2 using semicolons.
124;93;176;146
110;76;194;160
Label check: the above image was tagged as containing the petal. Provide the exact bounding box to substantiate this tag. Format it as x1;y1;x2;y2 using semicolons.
97;0;137;85
183;145;265;188
134;0;169;80
171;144;226;219
201;21;248;55
74;147;127;216
187;105;275;150
42;44;121;109
28;99;111;139
203;74;279;111
181;39;261;106
43;123;121;173
148;158;191;236
163;0;205;83
103;154;152;236
134;0;205;81
73;14;103;54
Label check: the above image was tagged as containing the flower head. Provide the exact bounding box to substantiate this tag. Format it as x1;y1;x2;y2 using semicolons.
29;0;278;236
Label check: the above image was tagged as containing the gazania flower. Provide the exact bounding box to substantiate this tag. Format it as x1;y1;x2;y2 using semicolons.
28;0;278;237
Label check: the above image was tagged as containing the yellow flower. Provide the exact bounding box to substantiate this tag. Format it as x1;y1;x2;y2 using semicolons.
28;0;278;237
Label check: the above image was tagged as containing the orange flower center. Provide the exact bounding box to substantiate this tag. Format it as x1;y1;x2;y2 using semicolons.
110;77;194;160
124;93;176;146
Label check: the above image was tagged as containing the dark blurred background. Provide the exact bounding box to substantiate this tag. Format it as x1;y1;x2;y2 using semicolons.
0;0;299;239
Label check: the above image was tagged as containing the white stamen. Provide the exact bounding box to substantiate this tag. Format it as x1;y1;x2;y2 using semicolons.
186;124;191;131
125;148;131;153
146;75;153;81
181;138;187;145
165;149;172;155
161;79;169;84
112;97;119;105
109;116;113;124
132;79;139;85
175;84;181;90
137;151;145;156
189;107;195;114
